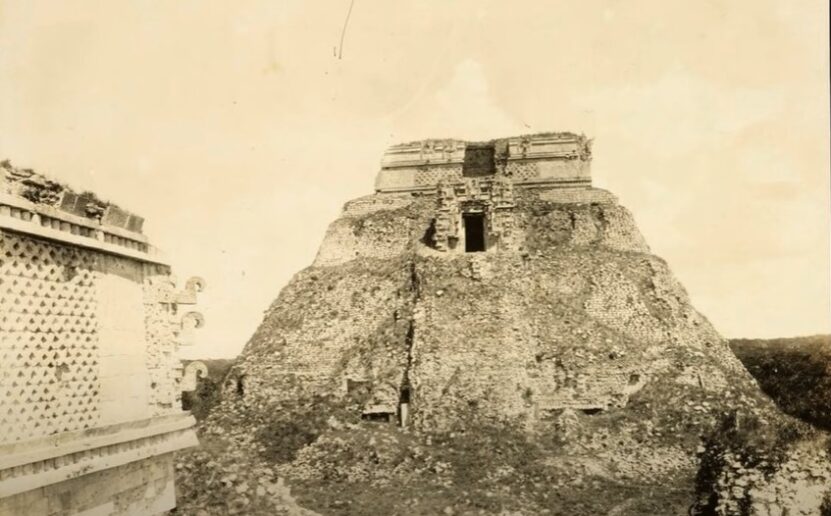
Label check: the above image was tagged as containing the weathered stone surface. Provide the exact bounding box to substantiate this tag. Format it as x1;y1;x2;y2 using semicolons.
193;134;831;514
375;133;592;193
0;164;203;515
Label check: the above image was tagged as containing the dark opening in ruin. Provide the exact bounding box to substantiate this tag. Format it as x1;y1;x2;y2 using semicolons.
421;218;437;249
236;375;245;397
346;379;371;398
580;407;603;415
462;144;495;177
463;213;486;252
361;412;392;423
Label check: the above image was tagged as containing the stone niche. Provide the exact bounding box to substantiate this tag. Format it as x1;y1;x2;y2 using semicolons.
0;164;205;516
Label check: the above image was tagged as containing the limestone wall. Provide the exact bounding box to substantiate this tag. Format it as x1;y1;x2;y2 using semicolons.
0;164;203;515
1;451;179;516
375;133;592;193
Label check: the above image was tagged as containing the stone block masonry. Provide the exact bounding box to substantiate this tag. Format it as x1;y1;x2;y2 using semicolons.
226;133;831;514
0;161;205;515
374;133;592;193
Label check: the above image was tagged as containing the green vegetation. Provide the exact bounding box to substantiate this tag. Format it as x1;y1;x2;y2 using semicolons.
730;335;831;431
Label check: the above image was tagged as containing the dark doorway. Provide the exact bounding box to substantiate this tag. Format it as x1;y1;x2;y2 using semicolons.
463;213;486;252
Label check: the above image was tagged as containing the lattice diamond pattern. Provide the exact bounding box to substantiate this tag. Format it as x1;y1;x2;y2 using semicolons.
0;232;100;441
415;165;462;186
506;162;539;181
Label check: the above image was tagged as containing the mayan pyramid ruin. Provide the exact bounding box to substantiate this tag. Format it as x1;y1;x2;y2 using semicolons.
181;133;831;515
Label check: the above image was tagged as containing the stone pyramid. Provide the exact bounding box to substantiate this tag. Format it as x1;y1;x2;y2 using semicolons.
194;134;831;515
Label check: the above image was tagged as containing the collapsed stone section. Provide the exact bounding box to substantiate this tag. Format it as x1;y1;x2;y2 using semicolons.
238;256;417;420
1;160;145;234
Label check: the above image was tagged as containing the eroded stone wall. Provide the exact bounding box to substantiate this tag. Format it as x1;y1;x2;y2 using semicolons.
237;257;414;413
236;184;745;430
222;136;831;512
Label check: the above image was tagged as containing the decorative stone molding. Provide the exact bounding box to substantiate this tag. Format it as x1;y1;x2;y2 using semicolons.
504;133;589;161
375;133;592;193
0;164;200;514
179;311;205;348
176;276;206;305
181;361;209;392
2;160;145;234
0;414;197;498
0;192;166;265
380;139;466;169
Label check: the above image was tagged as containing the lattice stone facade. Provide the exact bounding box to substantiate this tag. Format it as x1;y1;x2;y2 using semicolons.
0;233;100;441
0;161;203;516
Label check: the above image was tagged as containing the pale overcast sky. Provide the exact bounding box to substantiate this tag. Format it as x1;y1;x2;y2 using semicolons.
1;1;828;358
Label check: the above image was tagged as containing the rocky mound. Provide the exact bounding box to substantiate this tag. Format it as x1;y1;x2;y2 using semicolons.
175;137;831;515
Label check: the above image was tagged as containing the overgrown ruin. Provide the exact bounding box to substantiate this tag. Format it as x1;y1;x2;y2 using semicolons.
3;133;830;515
0;161;204;515
187;133;831;515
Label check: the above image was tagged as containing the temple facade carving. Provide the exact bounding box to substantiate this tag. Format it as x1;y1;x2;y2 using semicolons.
0;161;204;515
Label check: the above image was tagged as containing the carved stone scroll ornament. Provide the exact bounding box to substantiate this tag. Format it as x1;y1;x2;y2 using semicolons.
181;361;208;392
178;311;205;347
176;276;206;305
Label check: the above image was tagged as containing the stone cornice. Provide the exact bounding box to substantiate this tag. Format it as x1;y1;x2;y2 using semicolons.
0;414;197;497
0;192;169;265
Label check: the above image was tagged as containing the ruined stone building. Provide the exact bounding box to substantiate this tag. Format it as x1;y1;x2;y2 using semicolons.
0;162;204;515
236;132;670;425
223;133;831;513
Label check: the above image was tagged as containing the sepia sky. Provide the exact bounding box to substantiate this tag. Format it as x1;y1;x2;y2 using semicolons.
1;0;828;358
